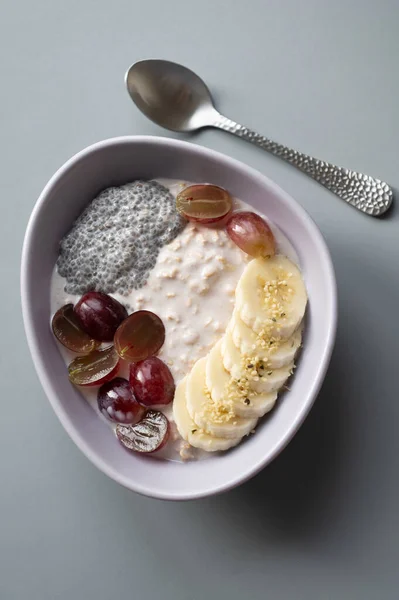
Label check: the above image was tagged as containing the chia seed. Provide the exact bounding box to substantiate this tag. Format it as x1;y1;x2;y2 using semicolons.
57;180;186;295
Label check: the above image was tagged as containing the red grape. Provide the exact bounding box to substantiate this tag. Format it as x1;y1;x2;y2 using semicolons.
176;184;232;224
116;410;170;453
97;377;144;424
114;310;165;362
52;304;99;353
74;292;128;342
129;357;175;406
68;346;120;386
226;211;276;258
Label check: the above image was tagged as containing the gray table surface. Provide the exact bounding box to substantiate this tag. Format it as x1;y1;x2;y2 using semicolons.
2;1;399;598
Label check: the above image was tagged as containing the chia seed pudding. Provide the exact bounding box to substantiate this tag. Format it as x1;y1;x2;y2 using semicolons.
51;178;305;462
57;180;185;295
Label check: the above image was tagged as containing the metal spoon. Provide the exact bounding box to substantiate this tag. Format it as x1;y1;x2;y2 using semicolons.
126;59;393;217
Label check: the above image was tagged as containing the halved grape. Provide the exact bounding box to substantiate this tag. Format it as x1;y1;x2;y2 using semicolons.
98;377;144;424
176;184;232;224
114;310;165;362
130;357;175;406
52;304;99;353
74;291;128;342
226;211;276;258
68;346;120;386
116;410;170;453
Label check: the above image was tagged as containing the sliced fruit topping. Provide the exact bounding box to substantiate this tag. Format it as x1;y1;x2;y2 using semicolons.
216;334;293;395
129;356;175;406
205;339;231;402
185;357;257;439
226;211;275;258
114;310;165;362
228;308;302;368
97;377;144;424
176;184;232;224
235;255;307;337
68;346;120;386
52;303;99;353
222;326;254;379
74;291;128;342
173;378;241;452
206;339;279;417
116;410;169;453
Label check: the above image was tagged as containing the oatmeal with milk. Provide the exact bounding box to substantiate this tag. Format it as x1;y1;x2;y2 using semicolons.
51;179;307;461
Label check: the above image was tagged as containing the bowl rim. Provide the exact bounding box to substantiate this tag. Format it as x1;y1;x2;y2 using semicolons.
21;135;337;500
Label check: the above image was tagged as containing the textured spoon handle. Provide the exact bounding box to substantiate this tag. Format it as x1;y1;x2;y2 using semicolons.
214;115;392;217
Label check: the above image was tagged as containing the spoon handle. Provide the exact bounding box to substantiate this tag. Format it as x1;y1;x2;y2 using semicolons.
213;115;392;217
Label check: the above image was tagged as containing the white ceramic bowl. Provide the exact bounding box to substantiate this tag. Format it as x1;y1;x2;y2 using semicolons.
21;136;337;500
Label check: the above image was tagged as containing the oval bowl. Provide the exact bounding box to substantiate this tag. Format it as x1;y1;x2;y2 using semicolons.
21;136;337;500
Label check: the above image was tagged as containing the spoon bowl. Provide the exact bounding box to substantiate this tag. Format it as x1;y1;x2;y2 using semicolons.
125;59;218;132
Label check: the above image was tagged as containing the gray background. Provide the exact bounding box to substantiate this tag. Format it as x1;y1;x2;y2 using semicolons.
1;0;399;598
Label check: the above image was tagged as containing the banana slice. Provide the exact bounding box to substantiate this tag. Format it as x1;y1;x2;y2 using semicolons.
234;390;277;418
186;357;257;439
235;255;307;338
227;311;302;370
206;339;230;402
212;336;293;396
207;339;279;418
249;361;294;394
173;378;241;451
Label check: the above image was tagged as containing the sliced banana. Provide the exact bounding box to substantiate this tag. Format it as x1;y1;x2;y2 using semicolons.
206;339;230;402
249;361;294;394
173;378;241;452
213;336;293;396
186;357;257;439
235;255;307;338
234;390;277;418
229;309;302;369
207;339;279;418
172;252;307;454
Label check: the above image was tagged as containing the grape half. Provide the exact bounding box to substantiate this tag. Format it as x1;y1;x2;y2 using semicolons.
129;357;175;406
97;377;144;424
226;211;276;258
176;184;232;224
52;304;99;353
114;310;165;362
116;411;170;453
74;291;128;342
68;346;120;386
